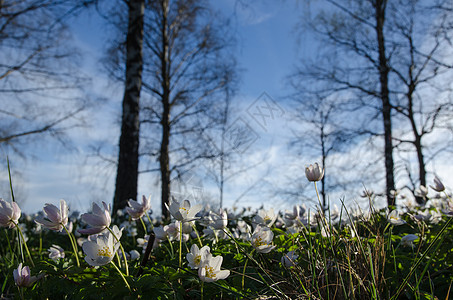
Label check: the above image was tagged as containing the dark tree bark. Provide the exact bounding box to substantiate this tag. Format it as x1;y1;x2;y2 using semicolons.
374;0;395;206
113;0;144;212
157;0;171;220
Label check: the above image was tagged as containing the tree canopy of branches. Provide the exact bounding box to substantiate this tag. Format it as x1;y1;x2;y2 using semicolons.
105;0;236;219
385;0;453;201
292;0;453;206
0;0;90;158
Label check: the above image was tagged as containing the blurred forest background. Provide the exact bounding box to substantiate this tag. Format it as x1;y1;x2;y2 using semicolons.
1;0;452;218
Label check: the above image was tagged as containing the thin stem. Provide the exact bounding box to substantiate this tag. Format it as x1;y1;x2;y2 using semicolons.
107;227;129;276
242;250;253;289
145;212;153;229
4;229;16;263
444;191;452;202
191;223;203;247
139;217;147;234
110;261;132;292
17;227;24;263
314;182;325;217
179;221;183;271
13;222;34;267
18;286;24;300
63;224;80;267
7;157;16;203
201;280;204;300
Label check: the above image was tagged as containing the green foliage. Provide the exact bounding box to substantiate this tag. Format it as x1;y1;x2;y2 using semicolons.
1;205;453;299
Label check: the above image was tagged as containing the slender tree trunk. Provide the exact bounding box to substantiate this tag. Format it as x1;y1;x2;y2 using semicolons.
375;0;395;206
219;91;230;209
407;84;426;199
113;0;145;213
414;136;426;186
159;0;171;220
219;137;225;209
160;105;171;220
320;122;327;210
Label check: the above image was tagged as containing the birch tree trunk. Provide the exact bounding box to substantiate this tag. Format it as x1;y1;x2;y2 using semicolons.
375;0;396;206
113;0;145;213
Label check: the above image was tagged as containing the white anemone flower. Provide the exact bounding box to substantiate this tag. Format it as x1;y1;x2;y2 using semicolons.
13;263;38;287
167;198;202;222
79;202;111;235
430;176;445;192
253;208;277;228
305;162;324;182
281;251;299;268
129;250;140;260
400;234;418;247
82;230;120;267
198;253;230;282
204;210;228;230
35;199;68;232
48;245;65;262
186;244;210;269
0;198;21;229
166;221;190;242
126;195;152;220
415;185;428;199
250;226;275;253
153;225;169;241
388;210;406;225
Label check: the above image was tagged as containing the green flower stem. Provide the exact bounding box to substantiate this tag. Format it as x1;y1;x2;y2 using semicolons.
139;217;147;234
222;228;278;290
107;227;129;276
201;280;204;300
110;261;131;292
191;223;203;247
63;225;80;267
444;191;452;202
168;238;174;258
145;212;154;230
17;228;24;263
13;221;34;267
7;157;16;203
4;229;15;263
314;182;325;218
18;286;24;300
179;221;183;271
242;249;254;289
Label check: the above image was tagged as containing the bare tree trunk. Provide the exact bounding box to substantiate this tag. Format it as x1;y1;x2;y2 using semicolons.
159;0;171;220
320;121;327;210
113;0;144;213
375;0;396;206
407;87;427;199
160;107;171;220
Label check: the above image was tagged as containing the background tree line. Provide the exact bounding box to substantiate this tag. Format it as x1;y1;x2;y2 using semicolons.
1;0;452;218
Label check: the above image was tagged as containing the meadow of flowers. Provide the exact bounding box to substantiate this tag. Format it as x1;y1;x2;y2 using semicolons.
1;163;452;299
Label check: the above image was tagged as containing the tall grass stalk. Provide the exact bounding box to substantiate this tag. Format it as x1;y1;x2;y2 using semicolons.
107;227;129;276
63;224;80;267
391;216;453;299
12;222;34;267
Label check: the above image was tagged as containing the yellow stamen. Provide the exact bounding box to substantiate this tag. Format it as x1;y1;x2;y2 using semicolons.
253;236;266;247
205;266;216;279
194;255;201;265
97;246;113;257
